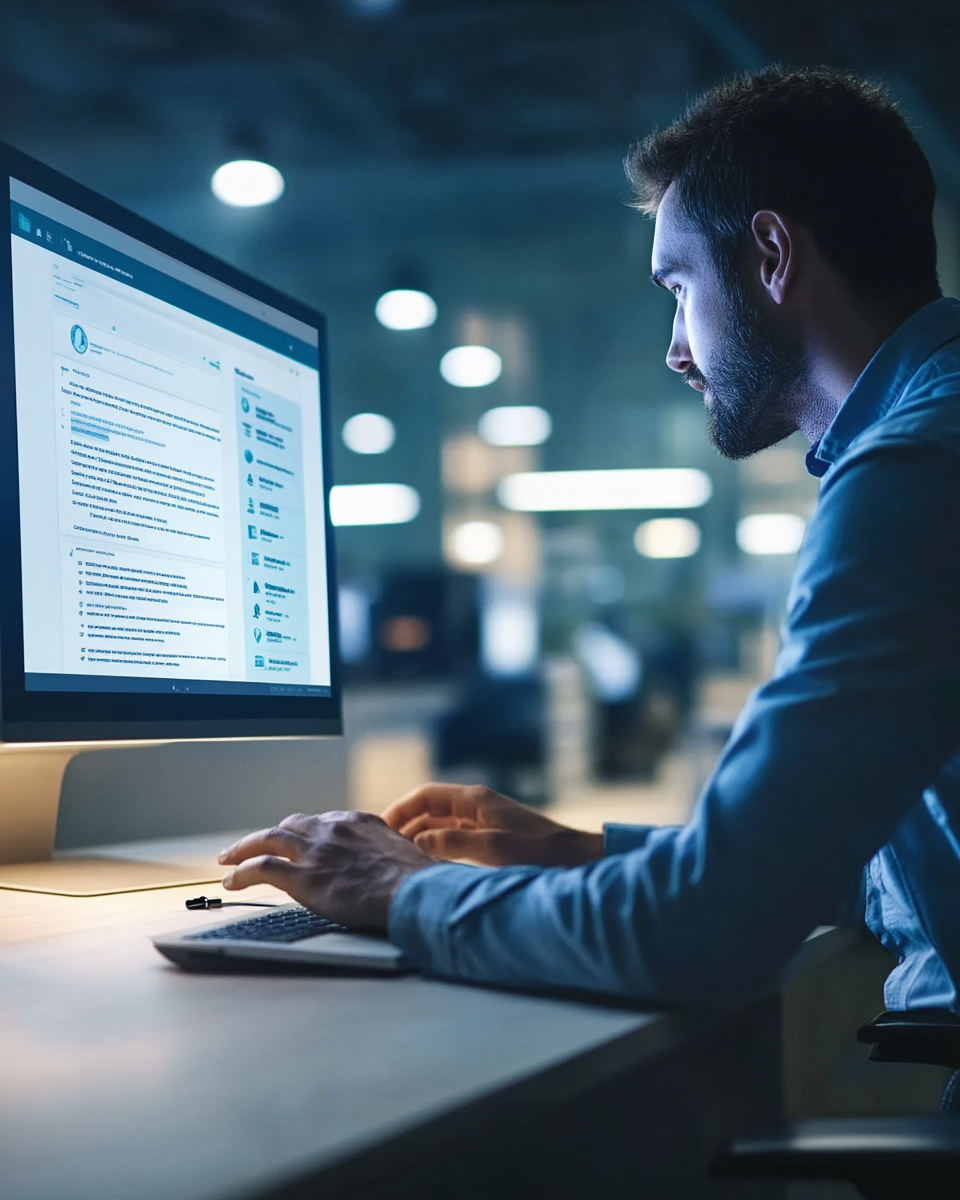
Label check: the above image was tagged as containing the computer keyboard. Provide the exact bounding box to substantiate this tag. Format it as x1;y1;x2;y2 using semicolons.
185;906;346;944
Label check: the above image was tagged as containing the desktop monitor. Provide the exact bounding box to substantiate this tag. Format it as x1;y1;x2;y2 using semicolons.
0;141;340;894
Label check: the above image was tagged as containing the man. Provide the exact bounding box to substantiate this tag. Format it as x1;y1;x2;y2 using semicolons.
220;66;960;1022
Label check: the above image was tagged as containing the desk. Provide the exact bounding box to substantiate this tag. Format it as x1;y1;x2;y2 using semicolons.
0;834;859;1200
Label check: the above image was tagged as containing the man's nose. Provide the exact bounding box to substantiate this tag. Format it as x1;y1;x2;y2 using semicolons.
666;310;692;375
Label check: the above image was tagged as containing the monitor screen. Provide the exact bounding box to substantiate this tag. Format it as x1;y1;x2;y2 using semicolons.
0;148;340;740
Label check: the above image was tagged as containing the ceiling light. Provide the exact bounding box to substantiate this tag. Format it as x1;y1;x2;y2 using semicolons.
330;484;420;526
498;468;712;512
375;289;437;330
736;513;806;555
478;406;552;447
211;160;285;207
634;517;701;559
440;345;502;388
448;520;505;566
342;413;395;455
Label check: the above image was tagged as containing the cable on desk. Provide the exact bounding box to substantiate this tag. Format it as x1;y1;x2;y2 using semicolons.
185;896;279;911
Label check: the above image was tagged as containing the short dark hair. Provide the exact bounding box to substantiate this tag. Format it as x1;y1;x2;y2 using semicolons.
626;66;939;293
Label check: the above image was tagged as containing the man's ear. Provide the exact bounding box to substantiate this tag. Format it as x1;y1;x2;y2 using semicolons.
750;210;796;305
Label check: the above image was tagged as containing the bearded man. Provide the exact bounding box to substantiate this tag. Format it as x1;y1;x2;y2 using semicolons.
219;68;960;1074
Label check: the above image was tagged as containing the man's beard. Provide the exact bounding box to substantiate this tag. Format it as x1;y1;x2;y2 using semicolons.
692;277;805;460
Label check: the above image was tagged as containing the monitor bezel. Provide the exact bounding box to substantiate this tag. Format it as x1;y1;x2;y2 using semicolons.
0;140;342;741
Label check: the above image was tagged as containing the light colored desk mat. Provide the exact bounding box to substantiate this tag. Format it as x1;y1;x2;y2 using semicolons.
0;857;222;896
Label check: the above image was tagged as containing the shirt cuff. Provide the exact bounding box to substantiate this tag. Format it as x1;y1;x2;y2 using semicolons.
603;823;658;856
388;861;489;975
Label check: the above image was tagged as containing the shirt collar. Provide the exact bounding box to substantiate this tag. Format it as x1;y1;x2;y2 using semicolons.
805;296;960;478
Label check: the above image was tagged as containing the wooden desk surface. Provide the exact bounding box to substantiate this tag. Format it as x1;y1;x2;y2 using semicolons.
0;835;688;1200
0;834;856;1200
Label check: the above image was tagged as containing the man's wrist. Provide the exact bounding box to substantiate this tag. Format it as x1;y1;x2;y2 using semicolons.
377;859;431;924
578;831;605;862
555;829;605;865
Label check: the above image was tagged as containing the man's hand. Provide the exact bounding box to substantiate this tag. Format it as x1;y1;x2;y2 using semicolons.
382;783;604;867
218;810;434;931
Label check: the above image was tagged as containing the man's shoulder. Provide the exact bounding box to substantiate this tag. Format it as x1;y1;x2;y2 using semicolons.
850;339;960;462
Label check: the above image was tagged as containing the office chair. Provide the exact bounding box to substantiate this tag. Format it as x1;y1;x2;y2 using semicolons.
711;1008;960;1199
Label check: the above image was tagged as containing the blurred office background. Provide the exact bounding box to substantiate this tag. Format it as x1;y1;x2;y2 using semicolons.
20;0;960;840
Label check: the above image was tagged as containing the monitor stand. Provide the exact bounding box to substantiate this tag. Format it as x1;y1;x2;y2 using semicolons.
0;743;223;896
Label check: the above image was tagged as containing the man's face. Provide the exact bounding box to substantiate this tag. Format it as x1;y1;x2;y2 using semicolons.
651;183;802;459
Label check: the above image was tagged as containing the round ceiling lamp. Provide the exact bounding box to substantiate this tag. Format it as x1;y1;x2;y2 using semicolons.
211;160;285;207
736;513;806;556
478;405;551;446
342;413;396;455
375;289;437;331
449;520;505;566
634;518;702;559
440;345;502;388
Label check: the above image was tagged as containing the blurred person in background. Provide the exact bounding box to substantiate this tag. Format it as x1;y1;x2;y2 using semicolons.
219;67;960;1102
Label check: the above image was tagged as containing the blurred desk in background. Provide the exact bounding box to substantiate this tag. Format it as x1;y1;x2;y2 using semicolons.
344;683;452;813
344;678;703;829
544;751;698;832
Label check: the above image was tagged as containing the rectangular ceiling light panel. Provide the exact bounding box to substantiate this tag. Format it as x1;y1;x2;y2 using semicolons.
497;468;712;512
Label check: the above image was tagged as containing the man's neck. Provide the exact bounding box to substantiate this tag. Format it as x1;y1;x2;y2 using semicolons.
796;287;941;444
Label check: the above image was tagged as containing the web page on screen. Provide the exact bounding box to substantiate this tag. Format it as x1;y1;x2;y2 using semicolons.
10;188;331;697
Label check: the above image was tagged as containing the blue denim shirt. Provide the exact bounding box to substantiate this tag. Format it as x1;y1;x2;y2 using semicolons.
390;297;960;1011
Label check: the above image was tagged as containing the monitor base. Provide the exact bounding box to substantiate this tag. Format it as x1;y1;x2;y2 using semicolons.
0;856;222;896
0;744;81;864
0;740;176;874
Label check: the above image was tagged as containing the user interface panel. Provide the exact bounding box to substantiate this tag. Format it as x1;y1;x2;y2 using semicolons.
10;180;331;699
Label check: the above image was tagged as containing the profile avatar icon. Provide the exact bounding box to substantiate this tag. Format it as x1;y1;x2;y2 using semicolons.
253;627;262;643
244;449;254;464
241;396;250;413
70;324;88;354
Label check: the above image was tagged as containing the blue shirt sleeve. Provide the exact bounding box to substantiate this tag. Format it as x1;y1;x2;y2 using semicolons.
389;442;960;1006
603;824;662;856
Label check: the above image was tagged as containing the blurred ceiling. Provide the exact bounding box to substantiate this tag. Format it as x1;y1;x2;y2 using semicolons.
3;1;958;174
1;1;954;583
0;0;956;223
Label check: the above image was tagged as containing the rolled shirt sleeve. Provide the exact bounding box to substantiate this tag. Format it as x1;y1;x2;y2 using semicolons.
389;442;960;1007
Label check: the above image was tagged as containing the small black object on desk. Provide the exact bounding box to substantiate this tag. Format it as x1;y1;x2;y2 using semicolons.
185;896;278;911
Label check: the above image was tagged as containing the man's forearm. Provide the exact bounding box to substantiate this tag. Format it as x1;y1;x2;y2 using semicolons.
603;823;671;856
